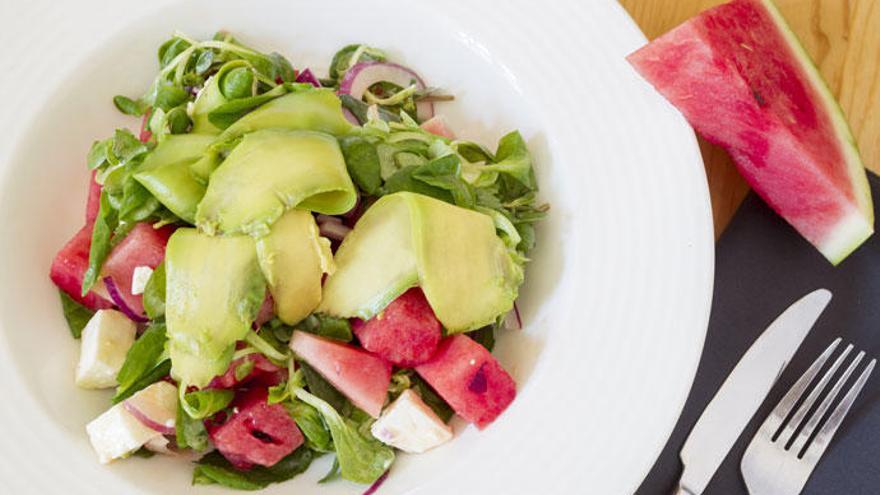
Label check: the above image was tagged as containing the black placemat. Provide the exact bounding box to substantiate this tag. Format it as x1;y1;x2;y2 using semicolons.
636;174;880;495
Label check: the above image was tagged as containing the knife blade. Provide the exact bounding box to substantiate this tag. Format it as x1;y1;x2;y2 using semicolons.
675;288;832;495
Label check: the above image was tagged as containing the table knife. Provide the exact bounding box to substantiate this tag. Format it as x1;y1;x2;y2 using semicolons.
674;288;832;494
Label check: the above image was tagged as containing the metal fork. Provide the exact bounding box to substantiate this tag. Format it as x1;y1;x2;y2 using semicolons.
741;338;876;495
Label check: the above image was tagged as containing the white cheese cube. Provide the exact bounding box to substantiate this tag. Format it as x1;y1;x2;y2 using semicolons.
130;266;154;295
75;309;136;389
371;389;453;453
86;403;162;464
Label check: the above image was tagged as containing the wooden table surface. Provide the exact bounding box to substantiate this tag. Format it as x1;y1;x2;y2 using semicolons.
619;0;880;238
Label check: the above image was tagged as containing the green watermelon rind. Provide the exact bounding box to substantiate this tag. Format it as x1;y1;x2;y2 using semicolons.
760;0;874;264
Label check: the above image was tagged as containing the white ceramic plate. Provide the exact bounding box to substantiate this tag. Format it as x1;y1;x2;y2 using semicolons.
0;0;713;493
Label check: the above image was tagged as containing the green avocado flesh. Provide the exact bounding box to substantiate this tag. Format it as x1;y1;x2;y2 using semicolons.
256;209;335;325
165;228;266;388
219;89;352;139
319;192;522;333
134;134;215;223
196;129;357;236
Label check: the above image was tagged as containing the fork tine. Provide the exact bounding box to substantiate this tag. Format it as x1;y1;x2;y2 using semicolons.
777;343;853;446
758;339;841;439
790;351;864;454
802;358;876;464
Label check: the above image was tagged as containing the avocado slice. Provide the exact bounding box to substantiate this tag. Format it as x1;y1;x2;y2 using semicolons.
319;192;522;333
219;89;352;139
134;134;214;223
165;228;266;388
256;209;335;325
196;129;357;236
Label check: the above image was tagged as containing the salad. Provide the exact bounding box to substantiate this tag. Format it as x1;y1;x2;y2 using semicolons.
49;31;547;491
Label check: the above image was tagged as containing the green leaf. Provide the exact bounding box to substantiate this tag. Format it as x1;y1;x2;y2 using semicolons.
114;323;168;402
328;44;386;81
194;49;214;75
112;128;149;163
338;94;400;125
118;180;160;223
154;82;189;112
181;388;234;419
158;37;191;68
411;374;454;423
412;154;475;208
294;388;393;484
297;314;352;342
339;136;382;195
113;95;147;117
220;67;255;100
113;360;171;404
81;190;118;296
143;261;166;319
234;359;256;381
165;106;192;134
467;325;495;351
58;291;95;339
455;141;495;163
300;362;349;413
269;53;296;83
176;401;209;451
285;399;333;452
319;457;341;483
87;139;111;170
483;131;535;190
193;447;314;490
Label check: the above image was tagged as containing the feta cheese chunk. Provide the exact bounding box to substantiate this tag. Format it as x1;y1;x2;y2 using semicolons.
75;310;136;389
86;403;162;464
130;265;154;295
370;389;453;453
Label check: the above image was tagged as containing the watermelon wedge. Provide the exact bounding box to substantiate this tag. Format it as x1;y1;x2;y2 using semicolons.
101;223;174;318
627;0;873;264
352;287;442;367
50;225;113;310
289;330;392;417
415;335;516;429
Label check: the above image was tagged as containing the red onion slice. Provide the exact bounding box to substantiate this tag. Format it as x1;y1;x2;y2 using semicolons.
294;68;321;87
124;402;175;435
362;470;390;495
124;382;177;435
339;61;433;122
318;219;352;242
103;276;148;323
139;108;152;143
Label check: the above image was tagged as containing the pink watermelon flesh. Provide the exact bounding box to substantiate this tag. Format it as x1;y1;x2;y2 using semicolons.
415;334;516;429
100;223;174;318
627;0;873;264
289;330;391;417
208;388;304;469
420;116;456;140
208;353;284;389
352;287;442;367
50;225;113;310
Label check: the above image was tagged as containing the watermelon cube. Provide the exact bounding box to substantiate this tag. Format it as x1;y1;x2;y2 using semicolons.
208;388;303;469
352;287;442;367
627;0;874;264
50;225;113;310
415;335;516;429
289;330;391;417
420;116;456;140
101;223;174;318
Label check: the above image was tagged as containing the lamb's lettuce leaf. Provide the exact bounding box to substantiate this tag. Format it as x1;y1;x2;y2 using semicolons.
113;322;169;403
193;447;314;490
58;291;94;339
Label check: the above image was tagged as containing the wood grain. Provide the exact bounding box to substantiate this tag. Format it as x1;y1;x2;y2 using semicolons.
620;0;880;238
